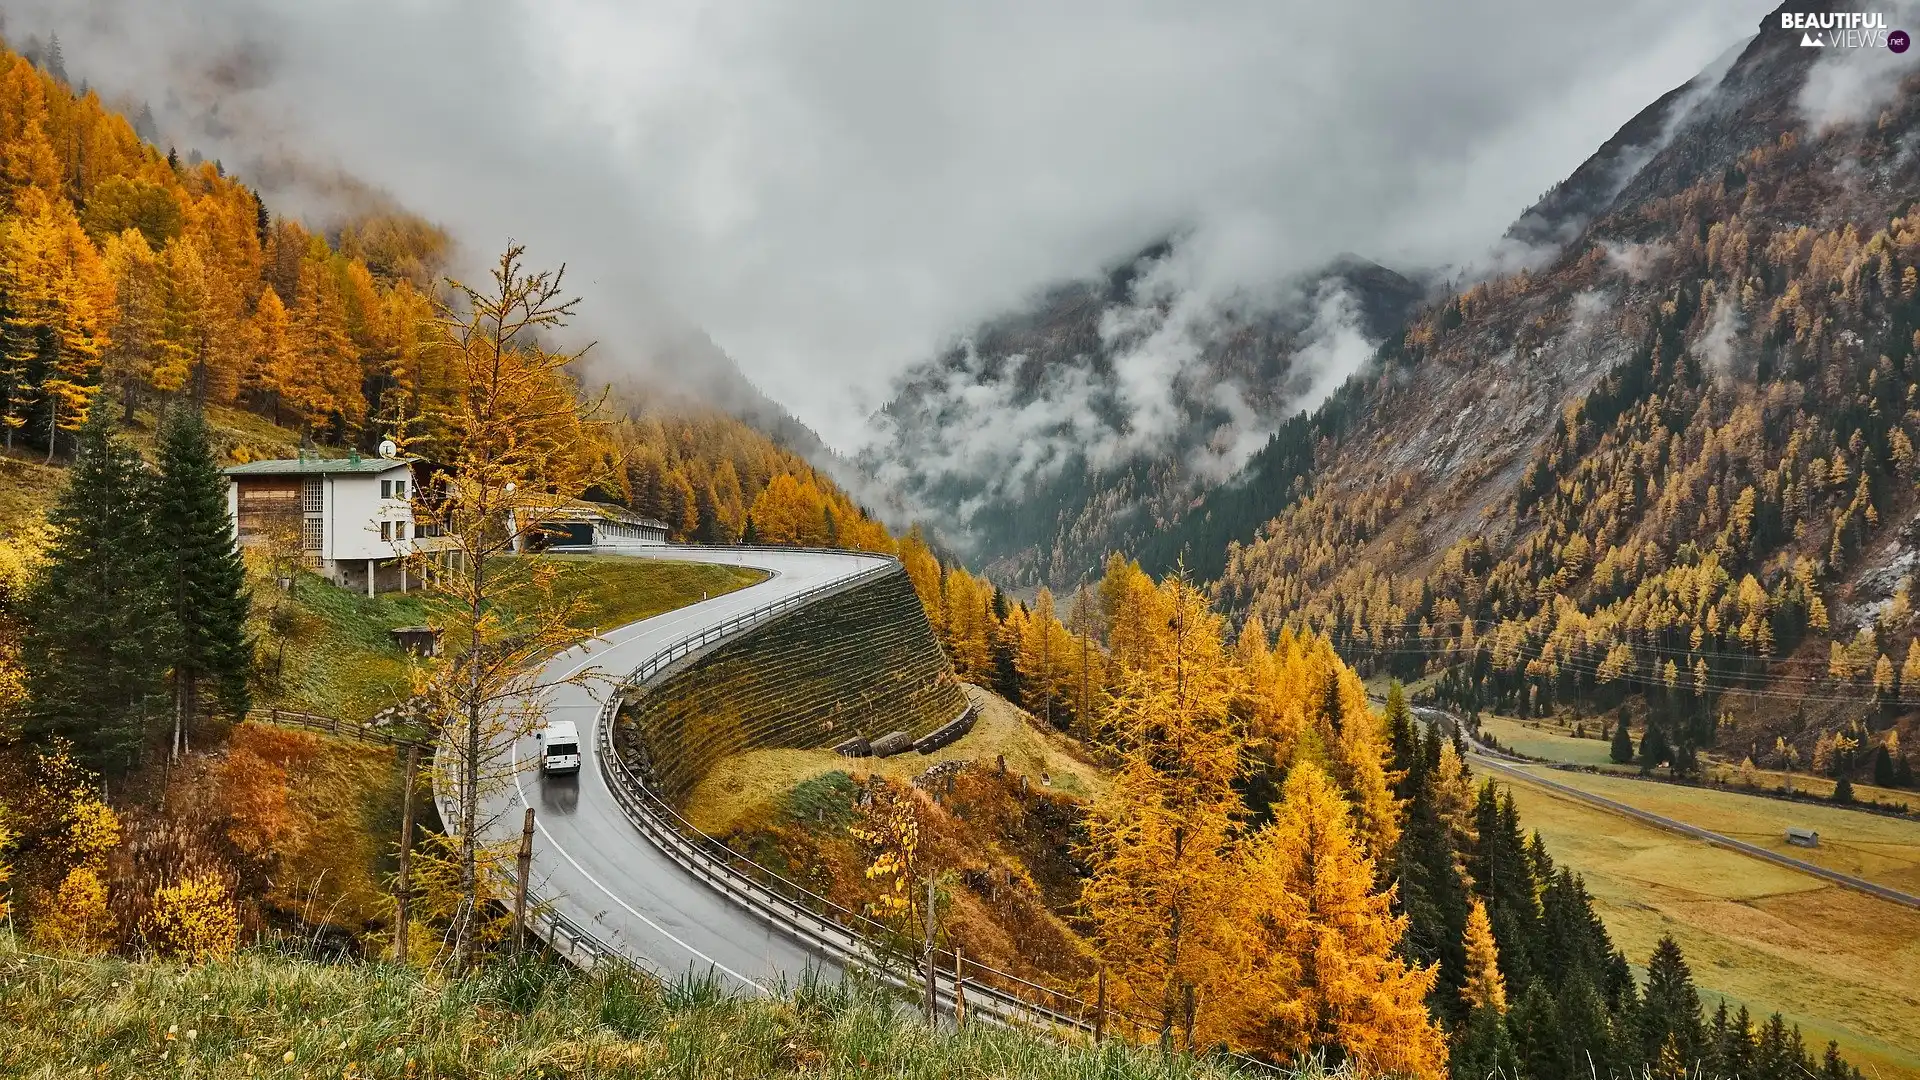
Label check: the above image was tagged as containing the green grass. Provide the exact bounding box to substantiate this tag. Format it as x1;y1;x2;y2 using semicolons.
1496;773;1920;1080
0;941;1259;1080
259;556;765;721
1477;714;1621;767
683;683;1110;834
1505;763;1920;895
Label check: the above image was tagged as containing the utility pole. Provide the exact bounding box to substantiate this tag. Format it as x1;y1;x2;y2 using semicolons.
511;806;536;953
393;744;419;963
923;877;938;1025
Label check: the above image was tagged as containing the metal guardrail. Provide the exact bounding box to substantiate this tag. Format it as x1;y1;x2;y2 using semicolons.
435;543;1272;1068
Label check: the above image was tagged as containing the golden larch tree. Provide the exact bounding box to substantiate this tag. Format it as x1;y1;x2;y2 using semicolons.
1232;762;1447;1079
1081;572;1243;1047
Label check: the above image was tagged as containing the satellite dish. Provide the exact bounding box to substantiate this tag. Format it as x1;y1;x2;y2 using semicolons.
377;439;399;459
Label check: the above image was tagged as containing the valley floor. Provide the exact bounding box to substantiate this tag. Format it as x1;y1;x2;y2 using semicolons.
1496;772;1920;1080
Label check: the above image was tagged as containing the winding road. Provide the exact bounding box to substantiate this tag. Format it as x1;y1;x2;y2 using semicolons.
461;547;892;992
1410;705;1920;910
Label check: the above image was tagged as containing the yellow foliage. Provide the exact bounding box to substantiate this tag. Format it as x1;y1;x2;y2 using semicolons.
142;874;242;963
32;866;116;955
1232;763;1446;1079
65;797;120;867
1461;898;1507;1014
847;781;923;930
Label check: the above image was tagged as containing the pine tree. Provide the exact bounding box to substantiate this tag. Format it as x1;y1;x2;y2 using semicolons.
1448;1004;1518;1080
153;406;252;760
1610;712;1635;764
1830;772;1854;804
133;101;159;144
1638;936;1705;1069
21;408;173;773
1393;749;1472;1023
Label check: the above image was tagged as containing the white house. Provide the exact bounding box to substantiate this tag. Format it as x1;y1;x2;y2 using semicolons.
225;452;427;596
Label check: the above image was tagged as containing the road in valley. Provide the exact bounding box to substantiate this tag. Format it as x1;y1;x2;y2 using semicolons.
1407;704;1920;910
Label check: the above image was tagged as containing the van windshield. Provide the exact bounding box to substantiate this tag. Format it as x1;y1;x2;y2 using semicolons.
546;743;578;757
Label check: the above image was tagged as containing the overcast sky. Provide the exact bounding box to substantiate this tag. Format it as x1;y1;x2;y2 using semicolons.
11;0;1776;450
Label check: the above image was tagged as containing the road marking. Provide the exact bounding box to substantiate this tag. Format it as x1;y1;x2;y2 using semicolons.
512;736;768;993
500;552;880;992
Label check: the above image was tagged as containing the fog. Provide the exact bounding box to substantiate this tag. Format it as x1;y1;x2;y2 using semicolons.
6;0;1776;450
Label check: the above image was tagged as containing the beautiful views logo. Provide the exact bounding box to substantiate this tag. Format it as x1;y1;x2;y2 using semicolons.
1781;10;1905;49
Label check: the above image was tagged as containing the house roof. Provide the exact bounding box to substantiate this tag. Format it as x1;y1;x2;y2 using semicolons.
225;456;419;477
523;497;669;531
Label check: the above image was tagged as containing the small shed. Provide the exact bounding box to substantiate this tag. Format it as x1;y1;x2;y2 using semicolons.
389;625;443;658
1786;826;1819;848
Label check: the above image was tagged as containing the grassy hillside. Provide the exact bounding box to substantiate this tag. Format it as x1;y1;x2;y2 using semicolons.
1497;775;1920;1080
0;940;1255;1080
257;555;765;721
684;683;1108;834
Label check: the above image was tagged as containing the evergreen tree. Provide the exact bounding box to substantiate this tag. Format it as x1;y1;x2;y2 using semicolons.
1385;681;1420;797
153;406;252;759
1830;772;1854;804
1897;754;1915;788
1394;757;1472;1023
1639;721;1672;773
1448;1004;1517;1080
1468;784;1542;989
21;408;173;773
44;32;66;84
1610;712;1635;764
1637;936;1705;1069
1508;982;1573;1080
1873;744;1896;787
134;101;159;144
740;513;759;544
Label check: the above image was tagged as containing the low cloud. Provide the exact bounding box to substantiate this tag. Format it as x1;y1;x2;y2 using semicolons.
1798;3;1920;132
3;0;1773;450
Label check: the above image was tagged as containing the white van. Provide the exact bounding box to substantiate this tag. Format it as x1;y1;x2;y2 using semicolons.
537;720;581;775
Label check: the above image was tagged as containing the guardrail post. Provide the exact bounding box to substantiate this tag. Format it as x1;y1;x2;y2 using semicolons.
953;946;966;1030
394;743;419;963
923;877;938;1026
511;807;536;953
1094;968;1106;1043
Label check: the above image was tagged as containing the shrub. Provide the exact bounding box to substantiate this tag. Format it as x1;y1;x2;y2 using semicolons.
142;874;242;962
32;866;116;954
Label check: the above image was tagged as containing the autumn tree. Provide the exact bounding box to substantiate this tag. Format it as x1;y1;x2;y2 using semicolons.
1081;572;1241;1047
1233;763;1447;1078
412;244;605;965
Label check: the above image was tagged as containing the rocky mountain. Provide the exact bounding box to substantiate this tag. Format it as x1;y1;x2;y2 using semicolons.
857;243;1422;588
1213;0;1920;758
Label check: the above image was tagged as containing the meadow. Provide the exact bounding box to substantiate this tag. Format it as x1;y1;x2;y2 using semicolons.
1497;772;1920;1080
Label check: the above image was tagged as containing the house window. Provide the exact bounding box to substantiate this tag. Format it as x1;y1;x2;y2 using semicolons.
395;521;407;541
301;517;324;552
380;521;393;542
302;477;323;513
381;480;392;499
394;479;407;499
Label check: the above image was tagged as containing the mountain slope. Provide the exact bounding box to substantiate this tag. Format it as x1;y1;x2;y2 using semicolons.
858;244;1421;588
1220;0;1920;772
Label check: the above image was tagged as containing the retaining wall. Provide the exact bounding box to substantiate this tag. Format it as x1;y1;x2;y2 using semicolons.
614;565;966;804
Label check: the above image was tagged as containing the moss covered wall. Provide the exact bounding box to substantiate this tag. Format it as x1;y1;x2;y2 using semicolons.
614;566;966;805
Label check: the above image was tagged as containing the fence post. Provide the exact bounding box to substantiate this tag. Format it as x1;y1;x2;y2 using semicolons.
511;807;536;953
923;876;938;1026
953;945;966;1030
394;744;419;963
1094;968;1106;1043
1182;983;1196;1054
